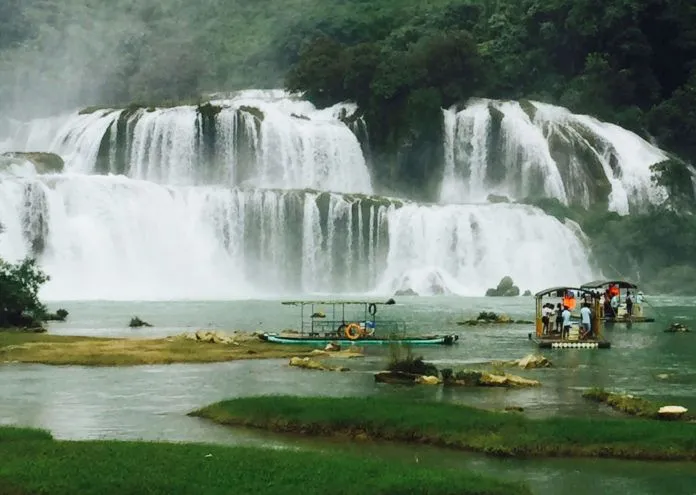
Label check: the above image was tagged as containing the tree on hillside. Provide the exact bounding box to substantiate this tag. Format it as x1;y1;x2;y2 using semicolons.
0;257;49;328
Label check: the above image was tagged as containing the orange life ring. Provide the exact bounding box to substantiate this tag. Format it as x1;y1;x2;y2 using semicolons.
344;323;362;340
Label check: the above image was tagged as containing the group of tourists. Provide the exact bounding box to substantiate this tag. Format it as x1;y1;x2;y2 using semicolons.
600;284;643;318
540;290;596;340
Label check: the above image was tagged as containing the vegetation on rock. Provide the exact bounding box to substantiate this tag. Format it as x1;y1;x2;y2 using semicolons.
485;276;520;297
583;388;693;421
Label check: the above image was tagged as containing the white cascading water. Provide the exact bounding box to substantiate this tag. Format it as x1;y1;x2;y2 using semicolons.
4;90;372;194
379;203;592;296
0;90;625;300
440;98;668;214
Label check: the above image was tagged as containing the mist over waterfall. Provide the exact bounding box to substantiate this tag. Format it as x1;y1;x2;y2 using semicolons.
4;90;662;300
440;98;668;214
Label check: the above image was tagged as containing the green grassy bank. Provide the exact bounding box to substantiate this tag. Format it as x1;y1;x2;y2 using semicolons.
191;396;696;461
0;426;527;495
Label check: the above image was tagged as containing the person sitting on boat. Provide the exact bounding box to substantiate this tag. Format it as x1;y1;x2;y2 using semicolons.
580;302;592;339
625;292;634;317
541;303;553;335
555;303;564;334
561;305;571;339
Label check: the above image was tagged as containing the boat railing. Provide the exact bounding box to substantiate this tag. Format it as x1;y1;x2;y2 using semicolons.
300;319;407;337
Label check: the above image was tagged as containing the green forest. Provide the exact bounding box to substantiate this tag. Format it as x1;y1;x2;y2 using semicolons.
1;0;695;293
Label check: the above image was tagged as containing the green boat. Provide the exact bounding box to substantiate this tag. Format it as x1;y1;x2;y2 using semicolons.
262;300;459;346
259;333;458;346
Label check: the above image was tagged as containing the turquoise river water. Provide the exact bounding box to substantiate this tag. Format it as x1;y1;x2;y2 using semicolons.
1;296;695;494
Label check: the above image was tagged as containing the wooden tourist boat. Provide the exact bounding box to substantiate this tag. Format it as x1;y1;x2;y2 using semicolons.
259;300;459;346
580;280;654;323
528;287;611;349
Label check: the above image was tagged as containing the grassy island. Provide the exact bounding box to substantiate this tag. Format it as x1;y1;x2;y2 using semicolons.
0;426;529;495
0;332;314;366
191;396;696;462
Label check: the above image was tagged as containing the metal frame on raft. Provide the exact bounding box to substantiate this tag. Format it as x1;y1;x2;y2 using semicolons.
280;300;405;339
580;279;654;323
260;300;460;346
529;287;611;349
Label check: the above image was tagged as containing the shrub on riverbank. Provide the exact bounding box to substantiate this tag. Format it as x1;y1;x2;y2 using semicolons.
0;426;529;495
0;257;49;329
191;396;696;461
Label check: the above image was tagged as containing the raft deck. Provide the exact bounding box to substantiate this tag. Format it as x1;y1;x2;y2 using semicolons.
528;333;611;349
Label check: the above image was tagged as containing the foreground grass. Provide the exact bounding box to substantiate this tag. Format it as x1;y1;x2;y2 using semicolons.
583;388;694;421
0;427;528;495
0;332;313;366
191;396;696;461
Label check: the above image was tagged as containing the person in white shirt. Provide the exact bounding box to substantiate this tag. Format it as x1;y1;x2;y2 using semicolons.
562;305;571;339
580;303;592;339
541;304;553;334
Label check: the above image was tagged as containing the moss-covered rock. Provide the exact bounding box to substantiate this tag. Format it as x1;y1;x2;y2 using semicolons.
485;276;520;297
487;194;510;203
582;388;692;421
239;105;264;122
1;152;64;174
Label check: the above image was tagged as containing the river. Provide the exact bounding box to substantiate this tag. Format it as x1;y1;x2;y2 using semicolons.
1;295;695;494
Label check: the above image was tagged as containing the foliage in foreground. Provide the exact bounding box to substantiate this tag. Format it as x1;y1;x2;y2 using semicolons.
0;257;48;328
191;395;696;461
0;426;528;495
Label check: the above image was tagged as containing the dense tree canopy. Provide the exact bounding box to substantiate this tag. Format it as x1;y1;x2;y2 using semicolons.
0;257;49;328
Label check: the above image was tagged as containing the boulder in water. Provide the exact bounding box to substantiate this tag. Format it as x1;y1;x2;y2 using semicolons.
517;354;552;369
290;356;348;372
129;316;152;328
394;288;419;296
658;405;688;419
665;323;690;332
485;276;520;297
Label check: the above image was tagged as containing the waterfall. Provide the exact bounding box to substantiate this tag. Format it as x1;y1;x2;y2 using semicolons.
440;98;669;214
2;90;373;194
379;203;592;296
0;167;593;300
1;90;647;300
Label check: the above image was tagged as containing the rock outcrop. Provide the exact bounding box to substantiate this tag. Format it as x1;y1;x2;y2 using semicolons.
458;311;533;325
664;323;690;332
1;152;65;174
129;316;152;328
485;276;520;297
289;356;348;372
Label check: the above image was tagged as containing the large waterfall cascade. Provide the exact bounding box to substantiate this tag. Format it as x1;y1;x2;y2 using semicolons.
0;89;668;300
441;98;669;215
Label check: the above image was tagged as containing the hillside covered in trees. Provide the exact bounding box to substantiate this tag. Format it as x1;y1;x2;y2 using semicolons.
1;0;694;164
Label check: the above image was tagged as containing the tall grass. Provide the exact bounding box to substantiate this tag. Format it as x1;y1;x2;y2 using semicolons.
0;426;529;495
191;396;696;461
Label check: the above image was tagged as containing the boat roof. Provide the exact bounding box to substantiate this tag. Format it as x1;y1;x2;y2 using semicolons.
534;286;593;298
281;300;393;306
581;280;638;289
